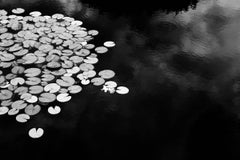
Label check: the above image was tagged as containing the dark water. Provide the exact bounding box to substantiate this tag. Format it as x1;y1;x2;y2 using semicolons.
1;0;240;159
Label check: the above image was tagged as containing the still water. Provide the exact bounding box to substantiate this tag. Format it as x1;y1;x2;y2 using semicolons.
0;0;240;159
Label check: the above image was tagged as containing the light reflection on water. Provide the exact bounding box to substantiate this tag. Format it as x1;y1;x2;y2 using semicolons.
1;0;240;159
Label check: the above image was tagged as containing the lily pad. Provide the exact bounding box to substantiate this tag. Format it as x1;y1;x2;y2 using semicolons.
28;128;44;138
95;46;108;54
39;93;56;103
83;57;98;64
24;104;41;116
104;41;116;47
44;83;60;93
68;85;82;94
29;85;44;94
25;77;41;85
8;108;19;116
0;90;13;100
56;93;71;102
91;77;105;86
11;100;27;110
56;76;75;87
11;66;25;74
98;70;115;79
24;68;41;77
48;106;61;115
0;107;9;115
10;77;25;85
116;86;129;94
14;86;28;95
16;114;30;123
79;63;94;71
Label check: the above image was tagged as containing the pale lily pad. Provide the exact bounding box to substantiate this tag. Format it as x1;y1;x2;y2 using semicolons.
1;100;12;107
29;85;44;94
91;77;105;86
25;77;41;85
81;79;90;85
98;70;115;79
0;107;9;115
57;93;71;102
71;20;83;26
84;44;95;50
14;86;28;95
20;93;32;101
41;74;55;81
68;85;82;94
29;11;42;17
6;73;17;80
11;66;25;74
88;30;99;36
39;93;56;103
0;90;13;100
51;68;66;76
29;128;44;138
24;68;41;77
75;49;90;56
66;66;80;74
16;114;30;123
0;52;15;61
95;46;108;54
104;41;116;47
59;88;68;93
69;56;83;64
26;95;38;103
24;104;41;116
8;108;19;116
22;54;38;64
83;70;96;78
56;76;75;87
10;77;25;85
116;86;129;94
104;81;118;88
83;57;98;64
61;60;74;69
79;63;94;71
48;106;61;115
44;83;60;93
11;100;27;110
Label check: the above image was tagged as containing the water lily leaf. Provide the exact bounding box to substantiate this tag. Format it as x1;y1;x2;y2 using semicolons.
0;75;5;84
22;54;38;64
29;11;42;17
38;44;53;52
13;49;28;56
16;113;30;123
83;56;98;64
88;30;99;36
24;104;41;115
39;93;56;103
79;63;94;71
69;56;83;64
104;81;118;88
56;93;71;102
44;83;60;93
29;85;43;94
11;66;25;74
10;77;25;85
25;77;41;85
104;41;116;48
68;85;82;94
0;62;12;68
66;66;80;74
20;93;32;101
0;52;15;61
28;128;44;138
95;46;108;54
81;79;90;85
116;86;129;94
12;8;25;14
91;77;105;86
11;100;27;110
41;74;55;82
0;106;9;115
24;68;41;77
5;73;17;80
51;68;66;76
8;108;19;115
75;49;90;56
56;76;75;87
14;86;28;95
26;95;38;103
0;90;13;100
48;105;61;115
83;70;96;78
1;99;12;107
98;70;115;79
59;88;68;93
61;60;73;69
71;20;83;26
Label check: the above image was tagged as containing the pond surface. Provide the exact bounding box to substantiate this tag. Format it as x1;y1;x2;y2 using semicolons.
1;0;240;159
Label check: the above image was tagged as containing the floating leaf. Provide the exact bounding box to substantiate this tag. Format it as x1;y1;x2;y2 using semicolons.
44;83;60;93
95;46;108;54
91;77;105;86
11;100;27;110
56;76;75;87
10;77;25;85
68;85;82;94
0;106;9;115
29;85;44;94
98;70;115;79
56;93;71;102
116;86;129;94
14;86;28;95
39;93;56;103
28;128;44;138
26;95;38;103
24;104;41;116
0;90;13;100
29;11;42;17
104;81;118;88
16;114;30;123
104;41;116;48
24;68;41;77
79;63;94;71
25;77;41;85
83;57;98;64
48;106;61;115
8;108;19;116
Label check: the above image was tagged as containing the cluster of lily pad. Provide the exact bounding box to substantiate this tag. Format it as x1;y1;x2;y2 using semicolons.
0;8;129;138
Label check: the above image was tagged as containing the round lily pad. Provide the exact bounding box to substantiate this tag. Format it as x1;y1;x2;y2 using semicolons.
79;63;94;71
39;93;56;103
12;8;25;14
24;104;41;116
95;46;108;54
10;77;25;85
56;93;71;102
116;86;129;94
104;41;116;47
56;76;75;87
28;128;44;138
48;106;61;115
24;68;41;77
8;108;19;116
16;114;30;123
98;70;115;79
44;83;60;93
91;77;105;86
29;85;44;94
0;90;13;100
25;77;41;85
11;100;27;110
0;107;9;115
68;85;82;94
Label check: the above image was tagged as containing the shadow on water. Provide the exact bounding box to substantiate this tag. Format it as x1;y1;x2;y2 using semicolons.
1;0;240;159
